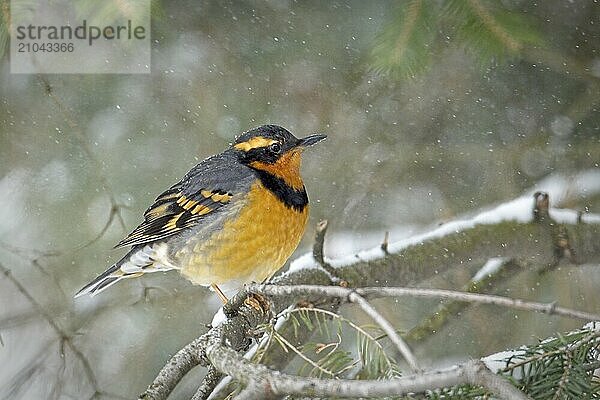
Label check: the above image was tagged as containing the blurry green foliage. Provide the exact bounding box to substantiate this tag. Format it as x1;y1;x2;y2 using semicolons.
372;0;543;79
0;1;7;56
371;0;436;79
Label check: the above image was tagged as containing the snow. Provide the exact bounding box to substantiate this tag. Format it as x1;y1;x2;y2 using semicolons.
472;258;508;282
533;169;600;204
0;169;29;234
583;321;600;331
472;197;533;224
329;246;386;268
242;340;261;360
274;305;295;330
549;208;579;224
573;170;600;197
582;213;600;224
320;226;418;258
288;252;320;274
329;196;531;269
211;308;227;327
548;209;600;224
482;349;525;374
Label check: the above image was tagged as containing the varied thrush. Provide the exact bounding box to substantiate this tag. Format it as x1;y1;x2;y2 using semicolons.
75;125;326;303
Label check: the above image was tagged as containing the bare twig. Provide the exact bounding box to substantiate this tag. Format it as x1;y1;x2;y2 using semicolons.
312;220;337;277
465;361;531;400
139;336;208;399
223;287;251;318
533;191;550;222
247;284;600;323
381;231;390;254
0;200;123;258
0;263;70;343
313;220;328;266
347;291;421;372
139;295;270;400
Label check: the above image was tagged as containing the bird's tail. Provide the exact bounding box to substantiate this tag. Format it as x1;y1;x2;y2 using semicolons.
74;245;168;298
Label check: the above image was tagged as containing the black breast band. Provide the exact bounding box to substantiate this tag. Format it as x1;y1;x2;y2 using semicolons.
254;170;308;212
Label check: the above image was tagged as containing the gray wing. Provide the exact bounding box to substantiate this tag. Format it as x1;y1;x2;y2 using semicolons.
115;150;254;248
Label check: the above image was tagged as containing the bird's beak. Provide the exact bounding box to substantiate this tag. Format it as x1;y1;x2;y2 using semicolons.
297;134;327;148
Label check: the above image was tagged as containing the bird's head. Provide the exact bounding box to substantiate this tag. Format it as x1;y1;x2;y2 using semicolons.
232;125;326;189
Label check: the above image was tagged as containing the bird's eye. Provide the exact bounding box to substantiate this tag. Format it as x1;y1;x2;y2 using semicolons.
269;142;282;154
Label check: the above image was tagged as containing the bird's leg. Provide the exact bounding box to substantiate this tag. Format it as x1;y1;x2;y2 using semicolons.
211;283;229;304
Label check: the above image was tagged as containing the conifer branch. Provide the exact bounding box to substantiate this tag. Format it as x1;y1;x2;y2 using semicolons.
466;0;521;52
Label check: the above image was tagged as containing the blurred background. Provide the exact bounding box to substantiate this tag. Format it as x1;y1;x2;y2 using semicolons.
0;1;598;399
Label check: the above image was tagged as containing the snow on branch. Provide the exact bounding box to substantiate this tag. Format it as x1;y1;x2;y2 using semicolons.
289;170;600;273
140;173;600;400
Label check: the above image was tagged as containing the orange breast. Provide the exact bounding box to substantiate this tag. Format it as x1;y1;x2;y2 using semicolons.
177;181;308;287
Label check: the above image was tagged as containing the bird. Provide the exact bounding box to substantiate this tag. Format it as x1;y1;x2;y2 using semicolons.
75;124;326;303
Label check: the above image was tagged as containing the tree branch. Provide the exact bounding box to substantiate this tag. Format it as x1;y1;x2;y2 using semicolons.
191;367;224;400
248;284;600;323
346;291;420;372
206;340;530;400
404;258;519;343
140;189;600;400
312;219;337;277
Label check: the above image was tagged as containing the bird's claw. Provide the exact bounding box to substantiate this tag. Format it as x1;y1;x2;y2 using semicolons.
244;292;270;314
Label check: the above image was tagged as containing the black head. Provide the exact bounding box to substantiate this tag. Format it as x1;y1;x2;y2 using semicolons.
232;124;326;165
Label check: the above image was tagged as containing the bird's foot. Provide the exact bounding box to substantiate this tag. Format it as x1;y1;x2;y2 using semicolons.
244;292;270;314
